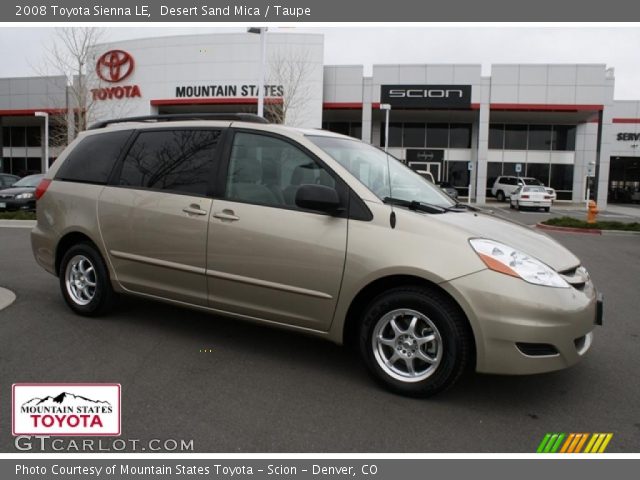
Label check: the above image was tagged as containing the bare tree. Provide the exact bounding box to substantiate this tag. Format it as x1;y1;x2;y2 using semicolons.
33;28;105;147
265;48;314;126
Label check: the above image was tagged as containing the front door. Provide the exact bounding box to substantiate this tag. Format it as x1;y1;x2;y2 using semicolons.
206;131;348;330
98;128;223;306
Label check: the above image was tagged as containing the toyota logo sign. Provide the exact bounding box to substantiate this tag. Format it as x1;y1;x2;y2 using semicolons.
96;50;135;83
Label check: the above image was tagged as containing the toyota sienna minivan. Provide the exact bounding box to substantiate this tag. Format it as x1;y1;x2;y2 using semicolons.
31;114;603;397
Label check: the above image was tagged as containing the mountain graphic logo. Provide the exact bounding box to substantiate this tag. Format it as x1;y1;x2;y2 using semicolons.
21;392;112;408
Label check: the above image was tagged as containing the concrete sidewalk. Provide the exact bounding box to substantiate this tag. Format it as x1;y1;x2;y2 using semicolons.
0;287;16;312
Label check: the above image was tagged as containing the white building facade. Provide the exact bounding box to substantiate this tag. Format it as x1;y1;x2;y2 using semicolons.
1;32;639;209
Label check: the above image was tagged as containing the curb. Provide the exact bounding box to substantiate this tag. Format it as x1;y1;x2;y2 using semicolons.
0;287;16;312
0;220;36;228
536;223;640;236
536;223;601;234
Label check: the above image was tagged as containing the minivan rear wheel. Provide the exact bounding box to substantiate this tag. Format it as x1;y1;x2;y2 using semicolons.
358;286;472;397
496;191;505;202
59;243;116;316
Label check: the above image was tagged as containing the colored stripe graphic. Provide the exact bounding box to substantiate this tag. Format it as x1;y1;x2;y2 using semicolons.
537;433;613;453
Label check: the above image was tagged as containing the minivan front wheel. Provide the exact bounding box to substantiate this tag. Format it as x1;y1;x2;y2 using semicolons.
359;286;472;397
60;243;116;316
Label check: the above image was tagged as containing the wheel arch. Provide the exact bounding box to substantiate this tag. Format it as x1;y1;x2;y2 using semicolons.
54;231;101;276
341;274;476;368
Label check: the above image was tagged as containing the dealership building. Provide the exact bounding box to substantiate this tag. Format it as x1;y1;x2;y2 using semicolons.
1;31;639;208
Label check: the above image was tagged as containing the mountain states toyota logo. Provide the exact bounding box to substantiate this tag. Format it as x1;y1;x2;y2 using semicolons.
12;384;121;436
96;50;135;83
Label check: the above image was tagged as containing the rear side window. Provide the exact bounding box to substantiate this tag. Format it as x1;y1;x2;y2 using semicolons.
118;129;221;196
56;130;132;184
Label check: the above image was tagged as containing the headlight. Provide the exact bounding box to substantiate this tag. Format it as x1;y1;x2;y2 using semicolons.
469;238;569;288
15;192;34;200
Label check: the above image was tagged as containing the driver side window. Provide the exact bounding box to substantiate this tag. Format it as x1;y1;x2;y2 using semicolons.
226;132;336;209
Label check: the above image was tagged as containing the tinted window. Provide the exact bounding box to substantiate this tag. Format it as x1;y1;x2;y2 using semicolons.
10;127;25;147
426;124;448;148
57;130;133;184
522;178;544;186
450;124;472;148
381;122;402;147
403;123;426;148
528;125;552;150
118;129;220;196
226;132;336;209
489;124;504;149
552;125;576;151
504;125;527;149
550;164;574;191
526;163;550;185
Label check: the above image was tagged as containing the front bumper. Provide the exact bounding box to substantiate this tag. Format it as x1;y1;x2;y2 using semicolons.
442;269;599;375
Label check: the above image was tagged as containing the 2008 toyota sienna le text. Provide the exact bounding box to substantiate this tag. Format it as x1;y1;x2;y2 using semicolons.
31;114;603;397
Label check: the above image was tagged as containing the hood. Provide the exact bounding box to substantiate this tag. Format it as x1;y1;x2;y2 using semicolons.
430;209;580;272
0;186;36;196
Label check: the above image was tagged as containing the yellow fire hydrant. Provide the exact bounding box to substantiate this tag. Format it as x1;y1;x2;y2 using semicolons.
587;200;599;224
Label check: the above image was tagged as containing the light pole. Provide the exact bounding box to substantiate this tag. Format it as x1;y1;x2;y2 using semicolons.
35;111;49;172
247;27;268;118
380;103;391;152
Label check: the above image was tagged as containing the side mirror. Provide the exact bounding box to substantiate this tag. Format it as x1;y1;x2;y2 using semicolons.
295;184;341;213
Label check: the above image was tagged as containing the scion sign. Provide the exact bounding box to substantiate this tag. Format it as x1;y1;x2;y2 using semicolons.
381;85;471;109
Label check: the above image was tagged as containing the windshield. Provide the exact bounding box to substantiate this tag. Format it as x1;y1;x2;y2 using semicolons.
307;135;455;208
522;178;543;186
13;174;43;188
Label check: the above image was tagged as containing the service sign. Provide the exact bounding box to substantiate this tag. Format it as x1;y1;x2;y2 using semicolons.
13;383;121;436
381;84;471;109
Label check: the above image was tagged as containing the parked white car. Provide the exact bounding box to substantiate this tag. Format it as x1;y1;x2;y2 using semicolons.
492;176;556;202
510;186;553;211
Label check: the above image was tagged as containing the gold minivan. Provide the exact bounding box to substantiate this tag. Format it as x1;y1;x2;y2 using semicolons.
31;114;602;397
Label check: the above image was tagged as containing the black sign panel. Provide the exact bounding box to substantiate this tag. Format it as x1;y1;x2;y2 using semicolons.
406;149;445;164
381;85;471;109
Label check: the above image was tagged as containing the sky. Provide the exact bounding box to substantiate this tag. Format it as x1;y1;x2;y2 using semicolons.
1;26;639;99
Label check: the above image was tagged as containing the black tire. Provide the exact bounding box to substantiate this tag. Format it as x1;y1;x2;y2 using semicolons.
517;202;523;211
59;242;117;316
509;202;515;209
496;191;505;202
544;207;550;212
358;286;473;397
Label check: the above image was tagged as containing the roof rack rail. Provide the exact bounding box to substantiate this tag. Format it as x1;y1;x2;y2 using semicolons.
88;113;269;130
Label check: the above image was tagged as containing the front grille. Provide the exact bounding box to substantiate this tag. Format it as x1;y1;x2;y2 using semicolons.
0;194;14;200
516;342;559;357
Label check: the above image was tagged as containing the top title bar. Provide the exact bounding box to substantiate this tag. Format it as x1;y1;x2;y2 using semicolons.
4;0;640;22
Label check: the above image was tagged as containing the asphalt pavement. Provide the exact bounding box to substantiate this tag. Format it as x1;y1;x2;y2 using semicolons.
0;224;639;452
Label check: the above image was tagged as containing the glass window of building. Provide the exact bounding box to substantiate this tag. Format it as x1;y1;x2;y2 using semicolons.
384;122;403;148
447;161;470;187
486;162;503;191
403;123;426;148
10;127;26;148
426;123;448;148
551;125;576;151
489;124;504;149
528;125;552;150
504;125;527;150
550;164;574;193
526;163;551;184
26;127;41;147
449;124;472;148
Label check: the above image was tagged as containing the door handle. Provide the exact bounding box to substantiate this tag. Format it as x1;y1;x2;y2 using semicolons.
182;204;208;216
213;210;240;221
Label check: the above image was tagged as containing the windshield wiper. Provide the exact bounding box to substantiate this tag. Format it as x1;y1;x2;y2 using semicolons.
446;202;481;212
383;197;447;214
